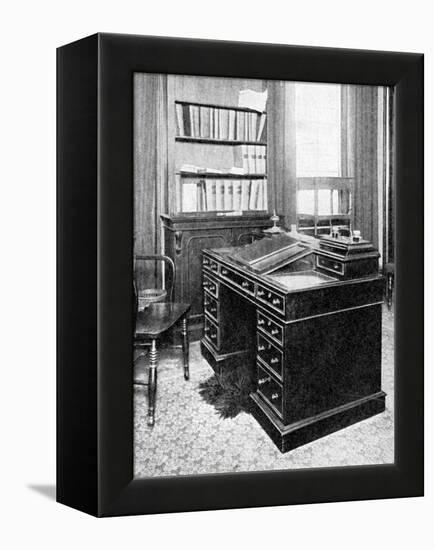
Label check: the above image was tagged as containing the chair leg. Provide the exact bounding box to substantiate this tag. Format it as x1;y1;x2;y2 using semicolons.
181;316;189;381
147;338;158;427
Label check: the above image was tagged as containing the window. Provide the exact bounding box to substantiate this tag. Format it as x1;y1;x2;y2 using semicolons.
295;83;341;178
295;83;352;236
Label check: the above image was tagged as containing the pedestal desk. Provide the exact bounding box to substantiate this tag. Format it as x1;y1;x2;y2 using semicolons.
200;233;386;452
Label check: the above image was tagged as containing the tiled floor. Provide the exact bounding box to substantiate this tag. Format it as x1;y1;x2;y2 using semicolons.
134;305;394;478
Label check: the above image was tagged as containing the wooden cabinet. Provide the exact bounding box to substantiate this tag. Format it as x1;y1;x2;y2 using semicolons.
161;213;273;338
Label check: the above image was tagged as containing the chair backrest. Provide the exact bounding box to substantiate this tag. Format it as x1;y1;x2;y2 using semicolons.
134;254;176;304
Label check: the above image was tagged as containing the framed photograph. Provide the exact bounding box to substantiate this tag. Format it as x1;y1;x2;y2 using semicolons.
57;33;423;517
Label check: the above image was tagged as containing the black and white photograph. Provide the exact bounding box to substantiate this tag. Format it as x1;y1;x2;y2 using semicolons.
3;0;430;544
133;73;395;477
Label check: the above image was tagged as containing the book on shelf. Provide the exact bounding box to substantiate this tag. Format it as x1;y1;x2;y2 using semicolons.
216;180;225;211
232;180;242;211
257;113;267;141
199;180;208;211
205;180;216;211
219;109;229;140
262;178;268;210
180;176;267;213
233;144;249;173
228;110;236;140
175;102;266;142
255;144;267;174
181;179;198;212
209;107;214;139
223;180;233;210
236;111;245;142
200;106;210;138
197;168;223;175
229;166;245;175
238;89;268;113
248;180;258;210
257;179;264;211
249;113;257;141
190;105;200;138
241;180;251;211
232;144;266;174
180;105;191;137
175;104;185;136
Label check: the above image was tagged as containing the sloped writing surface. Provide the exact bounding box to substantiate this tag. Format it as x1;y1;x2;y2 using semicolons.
226;233;310;273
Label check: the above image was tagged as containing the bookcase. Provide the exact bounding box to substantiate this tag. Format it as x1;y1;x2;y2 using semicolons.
162;75;274;337
173;100;268;214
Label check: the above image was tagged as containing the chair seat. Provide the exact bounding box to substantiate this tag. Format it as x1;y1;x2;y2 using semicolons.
135;302;190;338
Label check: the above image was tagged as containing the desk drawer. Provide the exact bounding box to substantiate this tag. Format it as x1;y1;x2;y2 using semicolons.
204;294;218;321
257;312;283;345
316;255;344;276
203;274;219;298
204;316;219;350
257;333;283;378
257;364;283;417
220;265;254;295
256;286;285;314
208;259;219;274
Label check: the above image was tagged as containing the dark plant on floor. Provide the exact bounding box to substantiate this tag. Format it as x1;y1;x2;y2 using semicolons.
198;365;255;419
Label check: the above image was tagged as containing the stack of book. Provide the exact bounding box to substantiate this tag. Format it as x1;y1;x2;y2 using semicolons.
175;102;267;142
179;176;268;213
233;144;266;174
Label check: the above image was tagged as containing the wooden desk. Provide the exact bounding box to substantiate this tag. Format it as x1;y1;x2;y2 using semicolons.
201;238;386;452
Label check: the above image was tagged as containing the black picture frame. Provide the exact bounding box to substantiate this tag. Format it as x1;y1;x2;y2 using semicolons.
57;33;424;517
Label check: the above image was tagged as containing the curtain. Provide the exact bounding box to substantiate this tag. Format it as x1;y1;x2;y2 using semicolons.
133;73;168;288
342;85;380;247
267;81;297;228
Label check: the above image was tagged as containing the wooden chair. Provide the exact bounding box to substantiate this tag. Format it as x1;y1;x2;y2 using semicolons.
133;254;190;427
134;254;175;308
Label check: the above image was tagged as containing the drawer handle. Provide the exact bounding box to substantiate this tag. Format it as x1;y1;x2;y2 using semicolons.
268;292;272;299
203;258;209;265
271;393;280;401
258;345;265;351
333;263;340;270
258;377;270;386
272;298;280;306
241;281;249;288
271;329;279;336
204;326;209;333
258;319;264;326
222;268;228;275
270;357;279;364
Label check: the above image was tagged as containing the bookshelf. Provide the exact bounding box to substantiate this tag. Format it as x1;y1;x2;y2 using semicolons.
172;98;269;215
162;76;273;337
